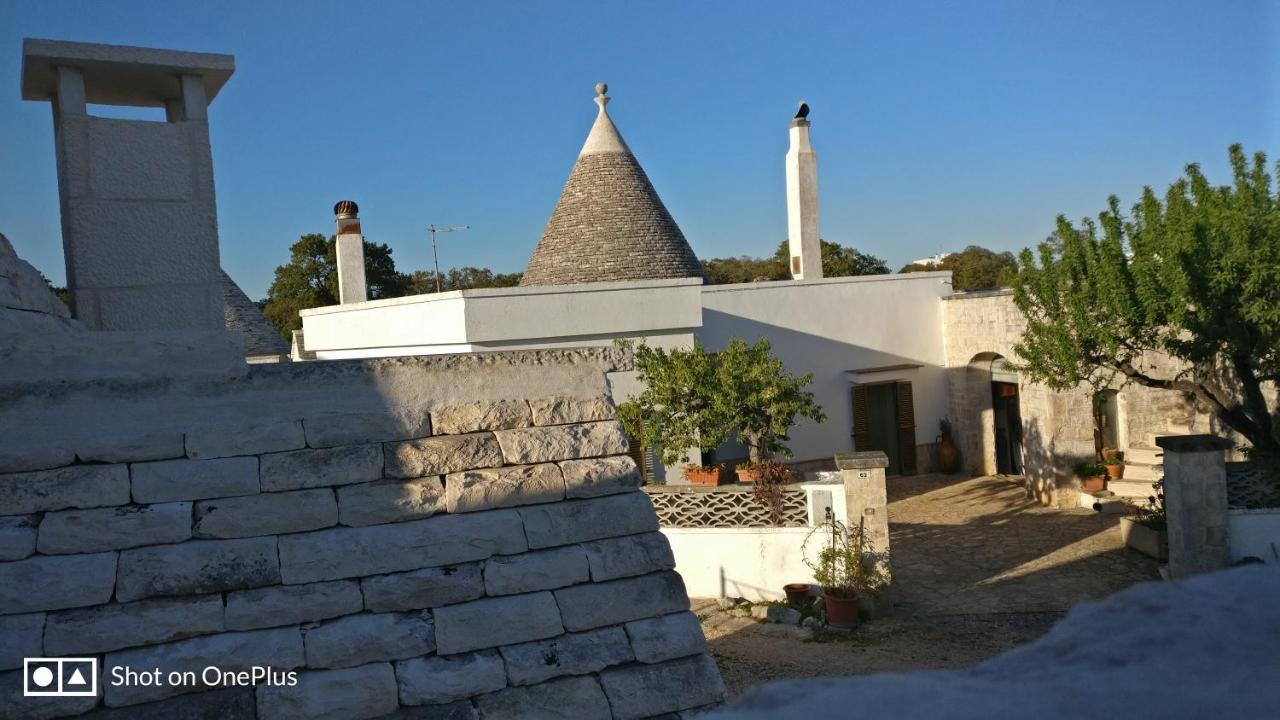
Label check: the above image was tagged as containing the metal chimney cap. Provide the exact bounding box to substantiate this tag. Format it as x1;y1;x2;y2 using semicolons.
333;200;359;218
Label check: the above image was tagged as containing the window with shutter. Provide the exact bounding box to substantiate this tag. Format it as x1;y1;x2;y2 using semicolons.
850;385;870;452
895;381;918;475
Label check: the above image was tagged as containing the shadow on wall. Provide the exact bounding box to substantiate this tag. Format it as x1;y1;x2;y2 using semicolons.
697;309;949;470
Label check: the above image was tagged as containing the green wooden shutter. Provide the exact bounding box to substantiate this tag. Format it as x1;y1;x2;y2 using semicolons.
896;381;918;475
851;385;869;451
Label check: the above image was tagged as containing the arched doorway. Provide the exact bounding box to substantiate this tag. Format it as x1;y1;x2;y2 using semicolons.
966;353;1024;476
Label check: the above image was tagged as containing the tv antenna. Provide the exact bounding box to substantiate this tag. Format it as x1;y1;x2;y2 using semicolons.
427;224;470;293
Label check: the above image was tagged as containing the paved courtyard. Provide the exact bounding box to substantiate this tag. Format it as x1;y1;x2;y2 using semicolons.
697;473;1161;696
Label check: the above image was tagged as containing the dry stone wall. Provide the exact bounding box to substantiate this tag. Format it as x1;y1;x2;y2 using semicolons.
0;343;724;719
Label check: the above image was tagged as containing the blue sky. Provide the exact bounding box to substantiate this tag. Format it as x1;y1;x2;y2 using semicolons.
1;1;1275;299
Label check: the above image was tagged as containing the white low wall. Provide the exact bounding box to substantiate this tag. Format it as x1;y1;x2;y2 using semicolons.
1229;509;1280;563
661;527;820;602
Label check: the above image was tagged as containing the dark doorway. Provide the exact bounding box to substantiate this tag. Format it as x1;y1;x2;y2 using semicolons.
991;381;1023;474
851;381;918;476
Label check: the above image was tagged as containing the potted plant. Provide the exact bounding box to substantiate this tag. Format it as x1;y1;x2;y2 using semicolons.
1120;480;1168;560
616;340;733;486
803;511;890;628
937;418;960;473
712;338;825;481
1074;459;1106;493
1102;448;1125;479
783;583;812;605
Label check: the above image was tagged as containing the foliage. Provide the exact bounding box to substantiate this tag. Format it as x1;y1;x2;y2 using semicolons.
900;245;1017;291
617;337;825;467
616;339;733;468
1129;479;1167;531
700;240;890;285
747;459;792;525
262;233;410;337
1011;145;1280;467
40;274;70;306
1102;448;1124;466
405;267;523;294
1073;460;1105;478
803;512;891;599
715;338;826;463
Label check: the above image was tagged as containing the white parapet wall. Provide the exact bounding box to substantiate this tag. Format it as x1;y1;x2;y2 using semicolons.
1228;509;1280;563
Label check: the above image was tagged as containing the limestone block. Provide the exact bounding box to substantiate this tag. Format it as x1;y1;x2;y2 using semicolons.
305;611;435;669
432;400;532;434
225;580;364;631
37;501;193;554
555;572;689;631
384;433;503;479
116;537;279;602
474;675;612;720
0;612;43;671
361;563;484;613
88;686;255;720
104;627;304;706
193;488;336;538
75;431;185;464
499;627;634;686
186;419;305;460
0;668;99;719
0;464;130;515
259;444;383;492
0;551;116;613
45;594;224;655
445;463;565;514
338;477;446;526
560;456;642;499
483;545;589;596
529;396;616;426
599;654;726;720
625;612;706;663
493;421;628;464
131;456;259;503
395;650;507;706
0;444;74;475
434;591;564;654
257;662;399;720
0;515;37;560
581;532;676;581
304;410;431;448
520;492;658;549
279;510;526;584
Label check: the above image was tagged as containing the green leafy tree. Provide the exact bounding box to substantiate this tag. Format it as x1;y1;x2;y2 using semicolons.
405;267;523;294
40;274;70;306
262;233;410;337
1011;145;1280;463
701;240;889;285
900;245;1017;291
714;337;827;463
617;337;825;467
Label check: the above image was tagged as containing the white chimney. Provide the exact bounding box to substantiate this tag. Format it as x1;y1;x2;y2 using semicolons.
333;200;367;304
785;107;822;280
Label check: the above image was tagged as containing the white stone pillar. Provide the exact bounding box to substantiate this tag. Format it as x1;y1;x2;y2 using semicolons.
334;201;367;304
1157;435;1232;579
785;118;822;280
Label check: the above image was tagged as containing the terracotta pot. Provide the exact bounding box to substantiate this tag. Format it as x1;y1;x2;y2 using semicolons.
937;435;960;473
683;466;724;486
1079;475;1106;493
735;466;762;483
1104;463;1125;479
783;583;811;605
823;590;861;628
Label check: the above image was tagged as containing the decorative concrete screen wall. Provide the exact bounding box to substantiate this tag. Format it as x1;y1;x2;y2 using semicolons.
0;332;724;719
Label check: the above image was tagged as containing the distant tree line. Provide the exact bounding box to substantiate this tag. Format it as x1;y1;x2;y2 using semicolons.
899;245;1017;292
700;240;891;284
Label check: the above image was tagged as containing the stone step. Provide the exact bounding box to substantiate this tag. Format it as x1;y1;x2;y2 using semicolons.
1124;446;1162;466
1108;479;1157;500
1122;463;1163;482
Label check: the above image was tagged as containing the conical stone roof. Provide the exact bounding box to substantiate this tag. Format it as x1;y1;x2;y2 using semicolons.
521;84;702;287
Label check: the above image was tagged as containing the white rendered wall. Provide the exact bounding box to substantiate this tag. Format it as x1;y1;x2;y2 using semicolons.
661;527;820;601
1228;509;1280;563
699;272;952;465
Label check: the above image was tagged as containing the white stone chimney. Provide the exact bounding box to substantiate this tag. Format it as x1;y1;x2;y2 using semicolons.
333;200;367;304
785;109;822;280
